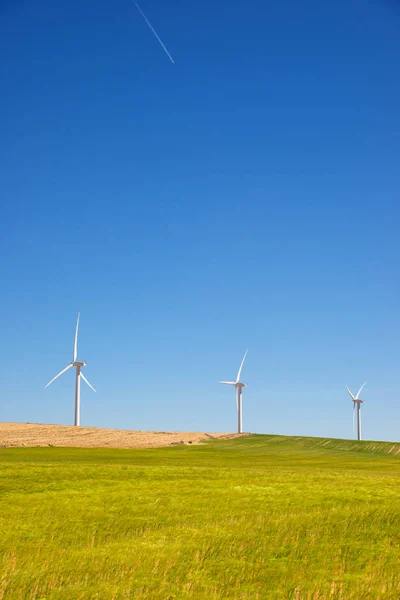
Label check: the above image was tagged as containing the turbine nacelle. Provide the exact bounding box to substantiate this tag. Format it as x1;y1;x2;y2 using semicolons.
73;361;86;368
219;381;247;388
346;382;367;403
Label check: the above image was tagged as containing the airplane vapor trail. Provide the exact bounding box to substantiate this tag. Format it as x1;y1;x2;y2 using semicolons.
133;0;175;64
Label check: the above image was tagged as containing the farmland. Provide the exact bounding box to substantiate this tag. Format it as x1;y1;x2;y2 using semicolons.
0;422;239;449
1;433;400;599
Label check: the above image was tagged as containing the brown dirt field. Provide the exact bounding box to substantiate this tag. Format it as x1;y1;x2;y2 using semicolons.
0;422;244;449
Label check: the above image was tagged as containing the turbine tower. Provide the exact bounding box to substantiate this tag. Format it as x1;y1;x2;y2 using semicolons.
346;382;367;441
220;350;248;434
45;314;96;426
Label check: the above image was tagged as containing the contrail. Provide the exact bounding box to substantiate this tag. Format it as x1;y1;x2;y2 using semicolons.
133;0;175;64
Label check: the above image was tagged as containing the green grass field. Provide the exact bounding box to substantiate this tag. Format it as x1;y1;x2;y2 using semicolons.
1;434;400;599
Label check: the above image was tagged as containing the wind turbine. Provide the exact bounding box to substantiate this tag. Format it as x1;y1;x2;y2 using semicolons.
45;314;96;426
346;382;367;441
220;350;248;434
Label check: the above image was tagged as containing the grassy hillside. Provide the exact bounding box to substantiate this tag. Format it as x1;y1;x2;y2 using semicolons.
1;434;400;599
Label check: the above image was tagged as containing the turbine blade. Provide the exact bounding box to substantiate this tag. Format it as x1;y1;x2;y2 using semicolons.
45;364;73;388
359;406;362;440
80;372;96;393
352;403;356;438
236;349;248;383
355;381;367;400
73;313;80;362
346;385;355;400
220;381;236;385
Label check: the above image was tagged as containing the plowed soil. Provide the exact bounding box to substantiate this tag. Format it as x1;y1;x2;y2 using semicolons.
0;422;243;449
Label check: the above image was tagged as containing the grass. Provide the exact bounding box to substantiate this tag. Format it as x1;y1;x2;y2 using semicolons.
1;434;400;599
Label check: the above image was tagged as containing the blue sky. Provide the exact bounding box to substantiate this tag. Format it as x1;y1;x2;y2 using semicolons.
1;0;399;440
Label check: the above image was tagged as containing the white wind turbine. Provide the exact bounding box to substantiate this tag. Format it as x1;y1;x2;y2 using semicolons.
45;314;96;426
220;350;248;434
346;382;367;441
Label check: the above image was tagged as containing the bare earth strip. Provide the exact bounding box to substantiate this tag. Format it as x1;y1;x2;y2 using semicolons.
0;422;243;449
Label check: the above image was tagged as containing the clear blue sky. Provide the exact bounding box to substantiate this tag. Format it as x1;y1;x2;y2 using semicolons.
1;0;399;440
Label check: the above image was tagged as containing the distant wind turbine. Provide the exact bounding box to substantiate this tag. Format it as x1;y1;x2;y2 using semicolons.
220;350;248;434
45;314;96;426
346;382;367;441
